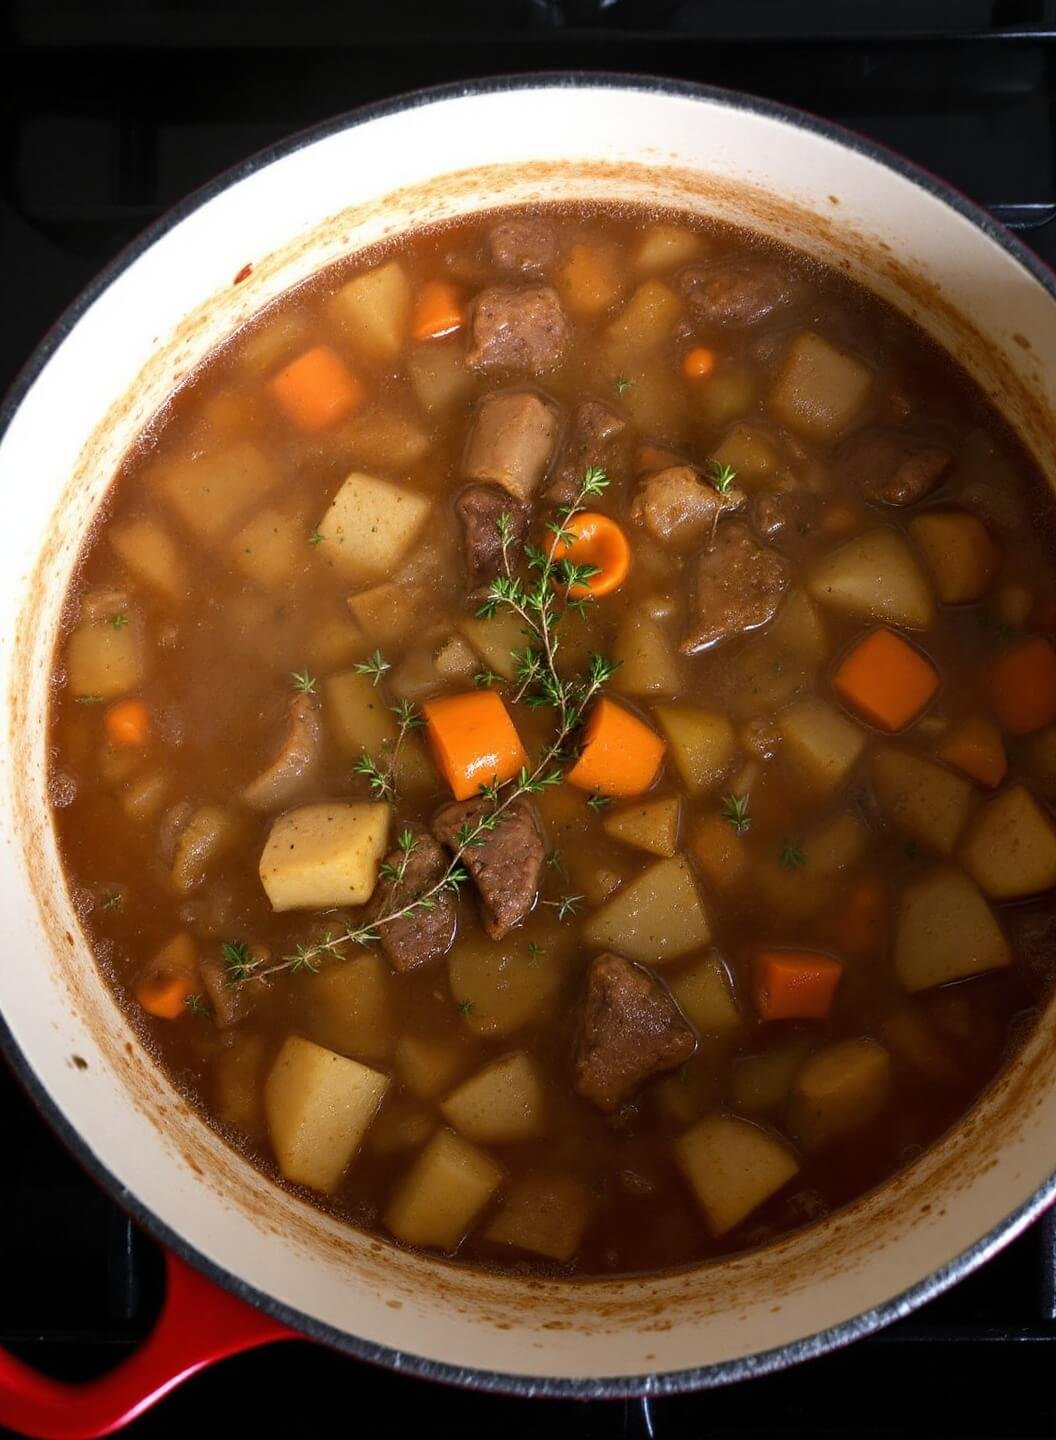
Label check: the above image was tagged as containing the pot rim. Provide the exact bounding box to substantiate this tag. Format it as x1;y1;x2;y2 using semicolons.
2;69;1055;1400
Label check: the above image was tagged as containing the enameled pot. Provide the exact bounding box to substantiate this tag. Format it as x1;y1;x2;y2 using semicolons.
2;74;1056;1439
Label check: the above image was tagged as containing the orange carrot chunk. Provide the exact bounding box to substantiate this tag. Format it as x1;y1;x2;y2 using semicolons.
556;512;632;598
566;697;666;797
410;281;464;342
754;950;843;1021
939;715;1007;788
424;690;528;801
135;971;196;1020
992;635;1056;735
269;344;364;433
832;627;940;732
682;346;717;380
820;878;888;960
105;698;150;749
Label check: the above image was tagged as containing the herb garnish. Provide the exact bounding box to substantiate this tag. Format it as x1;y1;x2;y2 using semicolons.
720;793;751;835
779;837;806;869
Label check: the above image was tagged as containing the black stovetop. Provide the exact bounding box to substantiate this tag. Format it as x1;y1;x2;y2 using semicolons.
5;4;1056;1436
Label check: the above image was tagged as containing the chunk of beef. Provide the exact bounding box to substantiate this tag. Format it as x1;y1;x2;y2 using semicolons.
371;828;457;972
750;491;791;541
466;285;569;375
199;951;268;1028
488;217;560;276
546;400;627;507
456;486;529;594
464;390;560;503
242;695;323;811
833;428;954;506
680;256;799;330
681;521;791;655
433;796;544;940
631;464;744;551
574;953;696;1113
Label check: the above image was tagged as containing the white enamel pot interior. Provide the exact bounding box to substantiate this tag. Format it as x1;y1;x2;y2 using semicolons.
2;76;1056;1397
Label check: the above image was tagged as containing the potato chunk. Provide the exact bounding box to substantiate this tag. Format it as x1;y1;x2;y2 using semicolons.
871;746;976;856
667;951;740;1034
582;855;711;964
110;518;187;603
769;331;873;440
67;618;143;699
606;279;681;352
302;954;392;1062
602;795;680;858
675;1113;799;1235
808;528;935;629
484;1173;594;1262
259;802;389;911
612;613;680;696
458;611;525;682
150;441;279;543
653;704;736;795
755;812;868;919
265;1035;388;1194
779;698;866;795
448;919;571;1038
894;865;1010;991
170;805;242;894
230;507;306;589
324;669;434;791
384;1127;503;1251
729;1042;810;1116
407;340;472;415
788;1038;891;1151
394;1033;473;1100
633;223;702;275
327;259;411;360
440;1052;546;1144
726;589;829;718
958;784;1056;899
909;510;998;604
316;471;430;580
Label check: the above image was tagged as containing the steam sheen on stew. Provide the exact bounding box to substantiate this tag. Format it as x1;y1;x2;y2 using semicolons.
48;205;1056;1276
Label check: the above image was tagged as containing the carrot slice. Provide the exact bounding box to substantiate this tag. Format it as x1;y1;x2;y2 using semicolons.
832;627;940;732
269;344;364;433
105;698;150;749
682;346;716;380
820;878;888;960
754;950;843;1021
410;281;464;342
424;690;528;801
556;512;631;598
135;972;196;1020
992;635;1056;735
566;697;666;797
939;715;1007;788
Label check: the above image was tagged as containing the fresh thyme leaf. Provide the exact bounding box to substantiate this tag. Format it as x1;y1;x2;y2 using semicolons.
353;649;390;685
75;694;104;705
353;751;393;801
284;943;322;976
708;460;738;496
545;849;568;880
397;827;417;854
779;837;806;869
100;891;121;911
457;998;475;1016
290;669;317;695
614;375;633;395
527;942;545;960
391;699;425;730
110;613;129;630
473;669;498;689
550;893;584;922
720;793;751;835
586;792;611;813
184;993;211;1017
796;520;811;537
308;529;325;545
221;940;254;983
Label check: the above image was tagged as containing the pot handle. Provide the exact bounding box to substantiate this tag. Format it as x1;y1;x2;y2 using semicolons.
0;1250;296;1440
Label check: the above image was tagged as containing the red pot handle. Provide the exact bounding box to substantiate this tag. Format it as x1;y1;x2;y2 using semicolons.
0;1250;296;1439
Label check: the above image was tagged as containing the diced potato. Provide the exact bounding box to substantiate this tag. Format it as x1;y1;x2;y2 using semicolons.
307;615;367;672
258;802;390;911
119;769;170;823
880;1007;960;1086
582;855;711;964
779;698;866;795
726;589;829;718
894;865;1010;991
995;581;1033;628
871;745;976;857
327;259;411;361
214;1034;269;1138
612;613;680;696
441;1052;546;1144
909;511;998;605
324;668;435;791
448;921;571;1038
689;812;750;892
395;1033;473;1100
557;242;624;317
384;1127;503;1251
602;795;680;858
150;441;279;543
633;222;703;274
368;1098;436;1156
407;340;472;414
755;812;868;919
654;1057;723;1128
97;742;142;786
653;704;736;795
316;471;431;580
237;309;312;376
668;952;740;1034
698;366;757;430
606;279;681;352
230;507;305;589
347;581;423;648
110;518;187;604
433;634;478;684
675;1113;799;1235
484;1173;594;1262
958;784;1056;899
340;406;431;469
729;1042;810;1116
302;954;392;1062
788;1038;891;1151
808;528;935;629
769;331;873;440
265;1034;388;1194
170;805;242;894
709;423;781;481
620;362;689;442
1027;726;1056;800
459;610;526;682
66;619;143;699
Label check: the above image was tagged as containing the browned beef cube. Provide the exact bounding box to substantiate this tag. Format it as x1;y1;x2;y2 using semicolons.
680;256;799;329
371;828;456;972
681;521;791;655
465;285;570;375
833;427;954;506
631;464;744;550
546;400;627;506
456;485;529;594
433;795;544;940
488;217;560;276
463;389;560;503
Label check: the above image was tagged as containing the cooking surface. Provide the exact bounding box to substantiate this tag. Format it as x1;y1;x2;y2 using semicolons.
5;2;1056;1436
